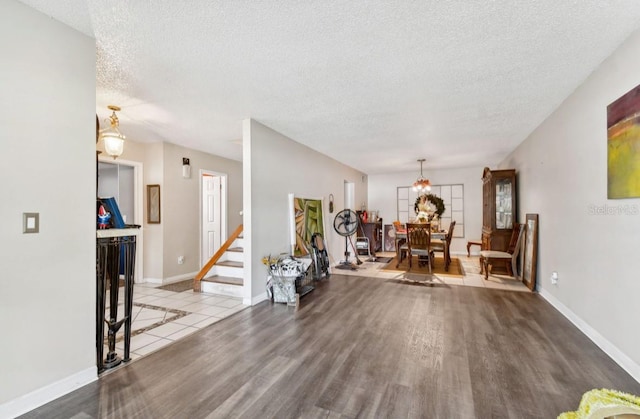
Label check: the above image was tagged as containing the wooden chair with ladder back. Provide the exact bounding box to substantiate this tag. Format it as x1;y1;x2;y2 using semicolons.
399;223;433;273
431;220;456;271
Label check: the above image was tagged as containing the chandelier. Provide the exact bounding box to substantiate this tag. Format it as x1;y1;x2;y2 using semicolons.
412;158;431;192
99;105;126;159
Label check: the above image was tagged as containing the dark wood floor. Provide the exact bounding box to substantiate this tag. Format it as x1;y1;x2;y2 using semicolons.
21;274;640;419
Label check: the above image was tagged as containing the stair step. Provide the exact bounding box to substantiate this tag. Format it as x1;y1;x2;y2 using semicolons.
217;260;243;268
227;247;243;253
224;251;243;263
200;278;244;297
202;275;243;286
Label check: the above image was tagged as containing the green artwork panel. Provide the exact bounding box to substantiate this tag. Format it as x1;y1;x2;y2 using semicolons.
293;197;324;256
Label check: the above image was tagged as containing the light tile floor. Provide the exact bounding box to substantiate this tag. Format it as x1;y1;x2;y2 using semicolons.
335;252;530;292
103;283;248;369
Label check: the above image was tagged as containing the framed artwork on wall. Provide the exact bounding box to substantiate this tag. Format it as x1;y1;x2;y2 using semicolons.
522;213;538;291
289;195;325;256
147;184;161;224
607;83;640;198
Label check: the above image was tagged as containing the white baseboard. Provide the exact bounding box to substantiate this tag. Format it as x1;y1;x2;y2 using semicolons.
144;272;197;285
0;367;96;418
163;272;198;285
248;292;267;306
539;287;640;384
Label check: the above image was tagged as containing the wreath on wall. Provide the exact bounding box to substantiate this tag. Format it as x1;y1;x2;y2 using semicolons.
414;194;446;218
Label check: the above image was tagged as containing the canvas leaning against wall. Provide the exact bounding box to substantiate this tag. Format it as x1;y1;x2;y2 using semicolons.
607;83;640;199
292;196;325;256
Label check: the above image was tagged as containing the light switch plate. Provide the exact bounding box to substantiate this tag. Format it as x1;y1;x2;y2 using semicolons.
23;212;39;233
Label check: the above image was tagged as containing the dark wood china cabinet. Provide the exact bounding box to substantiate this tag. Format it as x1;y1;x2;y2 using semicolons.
482;167;517;252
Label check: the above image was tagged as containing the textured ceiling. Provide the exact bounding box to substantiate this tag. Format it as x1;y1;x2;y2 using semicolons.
17;0;640;174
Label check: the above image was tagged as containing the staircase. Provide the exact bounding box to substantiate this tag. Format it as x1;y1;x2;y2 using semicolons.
195;224;244;298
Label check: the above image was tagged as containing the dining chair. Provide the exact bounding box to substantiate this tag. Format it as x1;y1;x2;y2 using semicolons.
402;222;433;273
392;221;407;261
479;223;525;280
431;220;456;271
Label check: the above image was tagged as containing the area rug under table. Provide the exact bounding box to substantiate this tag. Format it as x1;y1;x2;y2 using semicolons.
382;256;465;277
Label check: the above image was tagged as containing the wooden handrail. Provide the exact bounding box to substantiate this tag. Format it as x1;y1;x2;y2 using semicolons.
194;224;243;291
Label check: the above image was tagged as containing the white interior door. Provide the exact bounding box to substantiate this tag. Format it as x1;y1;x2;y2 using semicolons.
202;173;222;265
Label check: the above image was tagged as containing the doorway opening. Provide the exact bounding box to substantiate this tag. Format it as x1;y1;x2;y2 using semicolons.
97;158;144;283
344;181;355;211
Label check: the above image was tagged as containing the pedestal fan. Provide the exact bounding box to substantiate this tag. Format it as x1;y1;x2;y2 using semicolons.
333;209;362;270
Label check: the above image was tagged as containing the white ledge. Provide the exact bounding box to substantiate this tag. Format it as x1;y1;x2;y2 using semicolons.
96;228;141;238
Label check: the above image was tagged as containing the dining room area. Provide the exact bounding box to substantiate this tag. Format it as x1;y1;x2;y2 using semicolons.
332;250;530;293
337;202;529;291
348;162;530;293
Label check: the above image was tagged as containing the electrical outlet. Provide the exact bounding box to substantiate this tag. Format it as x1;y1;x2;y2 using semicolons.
551;271;558;285
178;256;185;265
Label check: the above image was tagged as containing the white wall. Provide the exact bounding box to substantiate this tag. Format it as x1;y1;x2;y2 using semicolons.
0;0;96;415
162;141;243;280
104;139;243;283
501;28;640;381
368;166;485;255
110;139;165;281
244;119;367;303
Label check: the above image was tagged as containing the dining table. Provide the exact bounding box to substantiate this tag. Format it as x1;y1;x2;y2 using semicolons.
394;227;447;241
394;224;448;265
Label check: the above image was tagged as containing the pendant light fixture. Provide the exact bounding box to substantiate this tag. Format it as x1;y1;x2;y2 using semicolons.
412;158;431;192
99;105;126;159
